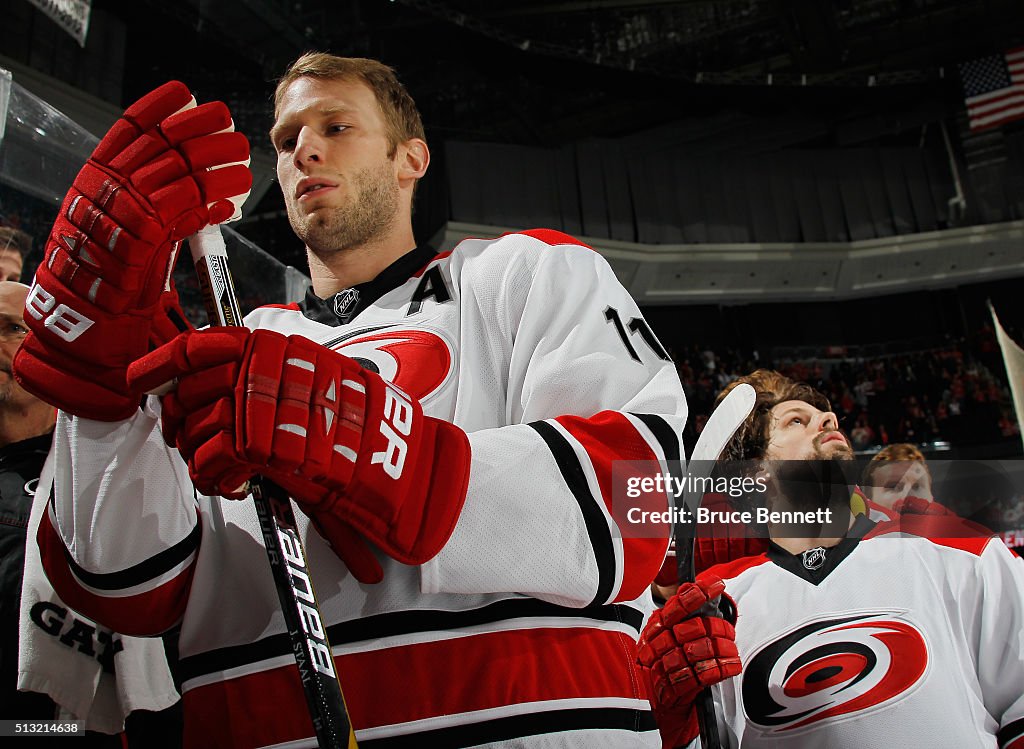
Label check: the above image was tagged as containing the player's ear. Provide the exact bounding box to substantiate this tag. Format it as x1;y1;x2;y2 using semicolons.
397;138;429;185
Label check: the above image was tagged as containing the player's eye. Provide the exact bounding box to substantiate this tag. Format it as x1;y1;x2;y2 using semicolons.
273;132;297;152
328;124;348;135
1;322;26;339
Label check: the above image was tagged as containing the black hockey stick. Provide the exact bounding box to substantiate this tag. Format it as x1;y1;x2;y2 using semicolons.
674;383;756;749
189;225;358;749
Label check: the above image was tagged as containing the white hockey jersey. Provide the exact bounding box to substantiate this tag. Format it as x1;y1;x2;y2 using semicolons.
707;514;1024;749
38;230;687;748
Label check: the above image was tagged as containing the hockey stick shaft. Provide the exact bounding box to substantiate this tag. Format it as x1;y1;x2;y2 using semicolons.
190;225;358;749
675;383;756;749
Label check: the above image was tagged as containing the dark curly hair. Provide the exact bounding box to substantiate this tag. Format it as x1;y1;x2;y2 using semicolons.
715;369;832;461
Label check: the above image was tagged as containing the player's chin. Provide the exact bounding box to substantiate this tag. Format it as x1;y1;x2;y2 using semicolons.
818;441;854;461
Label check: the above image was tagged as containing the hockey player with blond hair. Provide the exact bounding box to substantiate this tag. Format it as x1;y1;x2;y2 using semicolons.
15;53;686;747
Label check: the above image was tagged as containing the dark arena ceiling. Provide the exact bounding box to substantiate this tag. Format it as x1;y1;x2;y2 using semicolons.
106;0;1023;147
4;0;1024;266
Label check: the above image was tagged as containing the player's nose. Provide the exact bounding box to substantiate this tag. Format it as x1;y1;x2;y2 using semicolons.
293;127;323;167
816;411;839;432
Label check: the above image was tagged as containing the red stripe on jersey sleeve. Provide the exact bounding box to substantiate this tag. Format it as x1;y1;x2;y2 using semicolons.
37;510;193;636
509;228;595;250
866;514;995;556
555;411;670;602
182;668;307;749
257;302;300;311
343;627;645;727
182;627;644;747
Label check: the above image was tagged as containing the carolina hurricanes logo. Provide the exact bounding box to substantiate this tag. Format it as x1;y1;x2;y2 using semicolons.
743;612;927;733
328;326;455;404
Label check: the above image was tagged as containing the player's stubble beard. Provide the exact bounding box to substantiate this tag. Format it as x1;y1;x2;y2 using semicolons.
810;431;854;462
0;371;33;410
289;159;400;257
0;356;16;404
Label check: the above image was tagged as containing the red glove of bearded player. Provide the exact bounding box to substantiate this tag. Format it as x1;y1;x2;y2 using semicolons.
126;327;472;584
637;573;740;748
694;493;769;575
14;81;251;421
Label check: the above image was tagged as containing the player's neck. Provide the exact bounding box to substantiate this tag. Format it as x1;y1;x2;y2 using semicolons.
307;223;418;298
0;401;55;448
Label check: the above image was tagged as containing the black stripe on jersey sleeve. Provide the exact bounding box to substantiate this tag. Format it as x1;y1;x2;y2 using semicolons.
632;412;687;575
59;522;200;592
359;707;658;748
631;413;681;463
177;598;644;683
998;717;1024;748
529;419;616;608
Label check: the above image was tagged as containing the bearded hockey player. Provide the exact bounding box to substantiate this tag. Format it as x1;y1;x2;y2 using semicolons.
638;369;1024;748
13;54;686;747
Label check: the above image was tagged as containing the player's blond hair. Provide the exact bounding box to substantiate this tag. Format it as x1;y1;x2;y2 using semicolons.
861;443;930;488
715;369;833;460
273;53;425;159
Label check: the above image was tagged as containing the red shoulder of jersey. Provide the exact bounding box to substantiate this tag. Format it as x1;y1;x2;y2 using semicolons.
505;228;595;250
257;302;300;311
865;514;995;557
413;250;453;278
707;552;771;581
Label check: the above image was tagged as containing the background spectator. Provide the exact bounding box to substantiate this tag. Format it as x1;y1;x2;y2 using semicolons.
0;228;31;283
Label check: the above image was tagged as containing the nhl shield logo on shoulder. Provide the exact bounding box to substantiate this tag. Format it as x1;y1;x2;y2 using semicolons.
801;547;827;571
332;288;360;324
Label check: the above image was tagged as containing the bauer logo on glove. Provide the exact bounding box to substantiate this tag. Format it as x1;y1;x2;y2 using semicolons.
24;284;94;343
372;383;415;479
127;327;472;585
14;81;252;422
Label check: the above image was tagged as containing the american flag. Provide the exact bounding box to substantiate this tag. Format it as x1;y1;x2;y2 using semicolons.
959;48;1024;131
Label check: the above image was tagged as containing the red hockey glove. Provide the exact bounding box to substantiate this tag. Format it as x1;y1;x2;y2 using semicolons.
127;328;472;584
638;573;740;747
892;496;954;516
14;81;251;421
695;494;768;576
